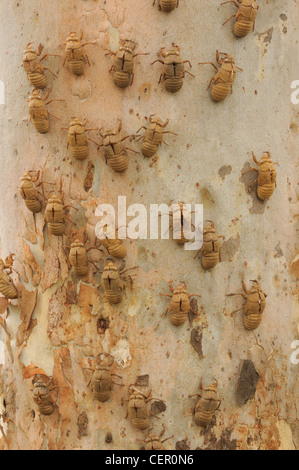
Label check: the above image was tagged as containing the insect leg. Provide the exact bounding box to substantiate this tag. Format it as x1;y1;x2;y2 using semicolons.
198;62;218;71
185;70;195;77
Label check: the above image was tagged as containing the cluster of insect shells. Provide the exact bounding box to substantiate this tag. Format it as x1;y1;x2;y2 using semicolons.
8;0;276;445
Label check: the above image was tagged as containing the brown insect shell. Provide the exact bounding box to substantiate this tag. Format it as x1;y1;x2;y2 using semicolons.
69;240;89;277
102;131;125;158
159;0;179;12
93;364;113;402
201;224;221;269
145;434;165;451
234;1;259;37
244;282;266;330
169;286;190;313
211;56;237;102
141;118;164;157
0;259;18;300
33;380;54;415
23;44;47;89
19;173;42;214
256;154;277;200
162;47;185;92
45;195;65;236
28;90;49;133
101;261;124;304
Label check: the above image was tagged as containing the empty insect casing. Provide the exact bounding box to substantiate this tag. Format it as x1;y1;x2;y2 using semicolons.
161;282;200;326
101;130;129;173
198;221;224;269
110;40;136;88
93;365;113;402
227;280;267;330
245;151;277;200
64;32;94;76
23;43;47;89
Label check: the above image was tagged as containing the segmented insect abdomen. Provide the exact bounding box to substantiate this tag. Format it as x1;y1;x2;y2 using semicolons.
211;83;231;102
68;59;85;76
38;403;54;415
108;153;129;172
194;409;212;428
202;252;220;269
104;289;123;304
160;0;178;11
27;72;47;89
113;71;131;88
234;20;253;37
257;183;275;200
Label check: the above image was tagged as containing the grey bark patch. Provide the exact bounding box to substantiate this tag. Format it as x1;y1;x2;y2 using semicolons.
236;360;260;406
175;439;190;450
241;162;265;214
221;233;240;262
151;400;166;415
218;165;232;181
190;326;203;359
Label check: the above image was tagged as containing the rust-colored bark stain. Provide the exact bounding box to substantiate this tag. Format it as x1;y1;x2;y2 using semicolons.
0;0;298;451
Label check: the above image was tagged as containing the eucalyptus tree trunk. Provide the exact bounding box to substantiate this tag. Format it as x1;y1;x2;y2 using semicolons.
0;0;298;450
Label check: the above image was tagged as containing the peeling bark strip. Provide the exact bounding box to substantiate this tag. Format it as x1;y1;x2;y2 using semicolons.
236;360;260;406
